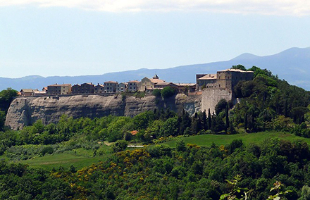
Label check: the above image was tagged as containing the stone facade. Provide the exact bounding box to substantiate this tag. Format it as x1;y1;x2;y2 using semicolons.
201;88;233;114
196;69;254;92
47;84;72;95
127;81;139;92
20;89;39;97
138;75;165;92
72;84;81;94
117;83;127;93
104;81;118;93
94;84;104;94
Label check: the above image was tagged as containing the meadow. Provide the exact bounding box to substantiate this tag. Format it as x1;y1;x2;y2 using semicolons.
7;131;310;170
163;131;310;147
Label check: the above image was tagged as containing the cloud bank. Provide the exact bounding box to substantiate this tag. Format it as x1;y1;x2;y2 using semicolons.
0;0;310;15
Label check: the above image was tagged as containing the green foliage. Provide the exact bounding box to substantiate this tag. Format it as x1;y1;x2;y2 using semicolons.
111;140;128;152
267;181;292;200
0;88;18;130
215;99;228;115
0;88;18;112
1;136;310;199
152;89;161;98
220;175;250;200
176;140;186;152
161;86;177;99
160;116;179;137
232;65;247;71
133;111;154;130
134;91;145;98
301;185;310;200
232;66;310;133
41;146;54;156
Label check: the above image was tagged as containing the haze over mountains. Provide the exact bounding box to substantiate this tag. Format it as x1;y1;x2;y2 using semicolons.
2;47;310;91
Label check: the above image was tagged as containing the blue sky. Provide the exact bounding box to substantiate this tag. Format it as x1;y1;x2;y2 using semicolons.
0;1;310;78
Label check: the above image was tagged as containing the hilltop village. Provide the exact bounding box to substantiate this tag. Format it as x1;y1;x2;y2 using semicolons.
19;68;254;97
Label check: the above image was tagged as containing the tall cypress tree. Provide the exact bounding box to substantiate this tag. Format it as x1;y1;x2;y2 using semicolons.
244;113;248;131
225;105;229;133
208;108;212;130
202;111;207;130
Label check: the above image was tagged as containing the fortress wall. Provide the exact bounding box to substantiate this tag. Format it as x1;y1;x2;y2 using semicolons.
201;88;233;114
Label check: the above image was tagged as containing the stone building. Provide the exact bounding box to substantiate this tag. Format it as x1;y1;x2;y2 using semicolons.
117;82;127;93
127;80;139;92
72;83;95;94
47;84;72;95
94;84;104;94
104;81;118;93
196;69;254;91
138;75;165;92
20;89;39;97
72;84;81;94
80;83;95;94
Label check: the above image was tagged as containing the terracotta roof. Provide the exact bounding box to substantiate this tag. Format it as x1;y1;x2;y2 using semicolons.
176;83;196;86
104;81;118;84
218;69;254;73
21;89;38;93
33;91;46;94
48;84;71;87
130;130;138;136
150;78;165;84
81;83;94;86
155;82;176;86
128;80;140;83
198;74;217;80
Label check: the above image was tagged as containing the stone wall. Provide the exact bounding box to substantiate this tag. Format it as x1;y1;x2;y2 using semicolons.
201;88;233;114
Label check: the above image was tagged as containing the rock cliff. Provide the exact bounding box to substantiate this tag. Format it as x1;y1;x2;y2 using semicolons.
5;94;201;130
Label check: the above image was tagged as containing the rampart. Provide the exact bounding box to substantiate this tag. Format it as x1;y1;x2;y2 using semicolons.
201;88;233;114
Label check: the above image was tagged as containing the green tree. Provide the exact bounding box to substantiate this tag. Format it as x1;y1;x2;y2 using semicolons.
111;140;128;152
160;116;179;137
0;88;18;112
231;65;247;71
152;89;161;98
161;87;177;99
215;99;228;115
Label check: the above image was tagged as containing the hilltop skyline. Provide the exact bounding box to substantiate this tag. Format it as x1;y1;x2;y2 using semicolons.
1;1;310;78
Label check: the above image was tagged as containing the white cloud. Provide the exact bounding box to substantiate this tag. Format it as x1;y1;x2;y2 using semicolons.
1;0;310;15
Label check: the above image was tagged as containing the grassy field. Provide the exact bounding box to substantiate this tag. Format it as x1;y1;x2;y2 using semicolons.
11;144;112;171
8;131;310;170
17;152;110;171
162;131;310;147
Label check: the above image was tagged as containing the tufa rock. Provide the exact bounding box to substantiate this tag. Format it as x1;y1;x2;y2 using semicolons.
5;94;201;130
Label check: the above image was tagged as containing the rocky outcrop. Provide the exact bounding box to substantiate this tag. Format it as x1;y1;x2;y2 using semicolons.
5;94;201;130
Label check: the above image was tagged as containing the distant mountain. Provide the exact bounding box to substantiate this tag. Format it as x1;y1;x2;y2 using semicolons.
1;47;310;91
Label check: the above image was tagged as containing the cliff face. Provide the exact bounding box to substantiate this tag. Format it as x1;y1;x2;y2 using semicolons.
5;94;201;130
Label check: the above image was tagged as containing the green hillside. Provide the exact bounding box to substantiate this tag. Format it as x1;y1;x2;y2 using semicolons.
163;131;310;148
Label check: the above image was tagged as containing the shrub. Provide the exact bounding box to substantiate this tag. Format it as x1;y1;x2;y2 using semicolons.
161;87;177;99
152;89;161;98
111;140;128;152
176;140;186;152
41;146;54;156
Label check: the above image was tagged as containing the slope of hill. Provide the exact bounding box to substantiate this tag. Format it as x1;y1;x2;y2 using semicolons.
1;47;310;91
